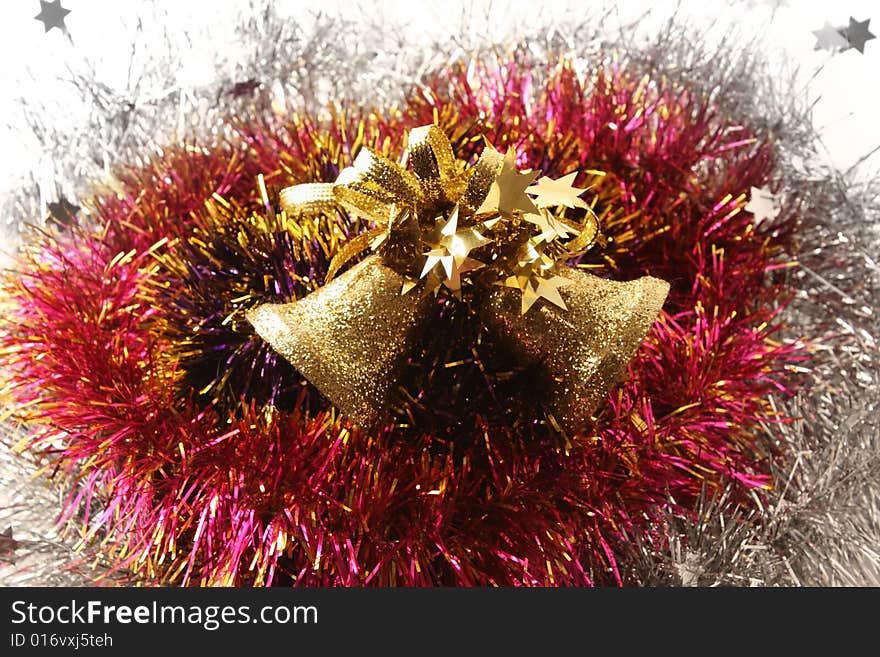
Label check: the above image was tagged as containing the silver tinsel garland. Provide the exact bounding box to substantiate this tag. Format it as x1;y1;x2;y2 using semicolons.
1;0;877;586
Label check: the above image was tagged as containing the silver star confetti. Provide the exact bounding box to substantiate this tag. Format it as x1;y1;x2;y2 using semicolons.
744;186;780;224
812;22;849;53
841;17;876;54
34;0;71;34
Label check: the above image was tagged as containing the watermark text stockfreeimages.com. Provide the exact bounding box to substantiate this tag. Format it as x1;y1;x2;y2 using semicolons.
10;599;317;632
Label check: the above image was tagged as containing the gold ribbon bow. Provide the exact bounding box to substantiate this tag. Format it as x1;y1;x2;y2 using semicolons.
247;125;669;432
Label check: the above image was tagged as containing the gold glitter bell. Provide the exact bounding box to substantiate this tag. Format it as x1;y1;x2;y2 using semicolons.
481;267;670;433
246;255;434;427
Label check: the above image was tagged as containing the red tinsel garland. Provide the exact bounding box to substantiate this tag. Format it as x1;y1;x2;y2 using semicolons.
0;57;808;586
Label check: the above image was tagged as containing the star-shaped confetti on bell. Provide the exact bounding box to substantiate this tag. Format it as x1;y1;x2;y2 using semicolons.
840;17;876;54
812;21;849;52
744;186;779;224
520;273;571;314
502;239;573;314
420;207;490;293
526;172;589;209
34;0;71;34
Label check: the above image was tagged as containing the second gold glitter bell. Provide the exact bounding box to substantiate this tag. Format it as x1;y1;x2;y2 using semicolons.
246;255;434;427
481;267;670;433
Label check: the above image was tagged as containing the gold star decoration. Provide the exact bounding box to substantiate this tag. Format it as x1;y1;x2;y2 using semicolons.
526;172;589;209
524;208;580;244
419;206;490;294
502;239;573;314
278;125;604;313
476;147;539;216
519;273;571;314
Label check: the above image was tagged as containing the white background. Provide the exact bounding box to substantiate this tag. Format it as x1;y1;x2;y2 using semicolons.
0;0;878;212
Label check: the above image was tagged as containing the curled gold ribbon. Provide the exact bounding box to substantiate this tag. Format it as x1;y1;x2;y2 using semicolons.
279;183;336;216
324;226;386;283
461;146;505;216
281;125;459;222
561;212;600;258
281;125;478;282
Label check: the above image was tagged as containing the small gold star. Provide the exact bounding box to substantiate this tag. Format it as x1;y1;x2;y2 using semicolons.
526;172;589;209
419;206;490;292
524;208;580;243
503;270;572;314
476;147;539;216
501;239;573;314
